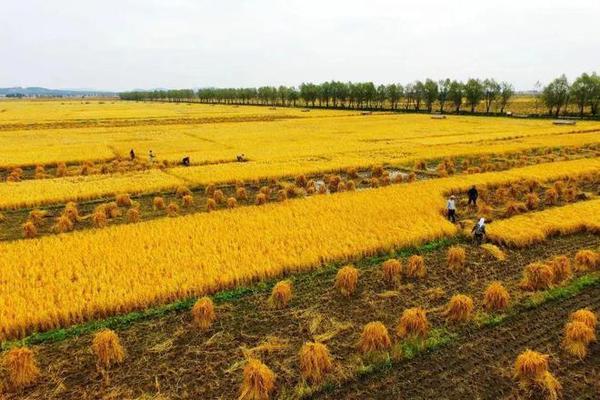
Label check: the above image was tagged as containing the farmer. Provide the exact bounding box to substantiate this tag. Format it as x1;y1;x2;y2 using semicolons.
182;156;190;166
472;218;486;245
236;153;246;162
447;195;457;223
467;185;478;206
129;148;135;161
148;150;155;164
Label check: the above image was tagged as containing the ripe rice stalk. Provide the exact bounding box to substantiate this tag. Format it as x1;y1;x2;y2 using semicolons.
425;287;445;302
414;160;426;170
259;186;271;196
370;177;380;188
239;358;276;400
206;198;217;212
447;246;466;272
382;259;402;287
380;176;390;186
92;329;125;369
337;181;347;192
407;172;416;182
298;342;333;384
227;197;237;209
513;350;562;400
562;321;596;359
548;255;572;284
63;201;80;222
255;193;267;205
346;180;356;191
477;202;492;218
176;185;192;198
444;294;474;323
335;265;358;296
53;215;74;233
346;167;358;179
192;297;216;330
295;174;307;188
269;280;292;309
3;347;40;389
182;194;194;207
480;243;506;261
569;309;597;330
22;221;37;239
544;188;559;205
553;180;565;196
405;255;426;278
166;202;179;217
574;249;598;271
519;262;554;291
28;209;47;226
126;208;140;223
483;282;510;312
504;201;527;217
152;196;165;210
396;307;429;342
205;184;216;197
91;210;108;228
563;187;577;203
213;189;225;204
56;162;67;177
115;193;132;207
236;187;248;201
276;189;287;202
525;193;540;210
371;165;384;178
358;321;392;354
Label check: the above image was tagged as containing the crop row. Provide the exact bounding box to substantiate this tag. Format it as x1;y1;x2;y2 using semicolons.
0;159;598;340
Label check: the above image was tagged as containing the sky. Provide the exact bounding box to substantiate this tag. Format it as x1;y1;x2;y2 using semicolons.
1;0;599;92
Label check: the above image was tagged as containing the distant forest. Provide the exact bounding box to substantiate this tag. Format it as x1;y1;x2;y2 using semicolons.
120;72;600;117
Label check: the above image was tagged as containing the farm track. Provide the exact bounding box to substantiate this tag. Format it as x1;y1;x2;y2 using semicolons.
319;285;600;400
6;234;598;399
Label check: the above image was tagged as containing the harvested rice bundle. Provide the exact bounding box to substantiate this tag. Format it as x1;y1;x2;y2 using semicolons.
3;347;40;389
269;280;292;309
91;210;108;228
444;294;474;323
525;193;540;210
382;259;402;287
166;202;179;217
405;255;426;278
513;350;561;400
176;185;192;198
92;329;125;368
562;320;596;359
207;198;217;212
447;246;466;272
192;297;216;330
239;358;276;400
182;194;194;207
53;214;74;233
256;193;268;205
519;262;554;291
335;265;358;296
236;187;248;201
298;342;333;384
295;174;308;188
126;208;140;223
213;189;225;204
396;307;429;343
574;250;598;271
227;197;237;209
115;193;132;207
548;255;572;284
483;282;510;312
480;243;506;261
358;321;392;353
152;196;166;210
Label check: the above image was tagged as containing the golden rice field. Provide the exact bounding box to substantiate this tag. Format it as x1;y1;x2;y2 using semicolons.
1;99;599;399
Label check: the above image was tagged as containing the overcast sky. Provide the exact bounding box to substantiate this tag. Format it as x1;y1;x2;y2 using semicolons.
1;0;599;91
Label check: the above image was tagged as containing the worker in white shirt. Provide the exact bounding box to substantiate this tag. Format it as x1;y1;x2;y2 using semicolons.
447;195;457;223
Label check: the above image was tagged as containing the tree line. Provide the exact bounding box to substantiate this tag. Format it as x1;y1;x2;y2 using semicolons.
119;72;600;117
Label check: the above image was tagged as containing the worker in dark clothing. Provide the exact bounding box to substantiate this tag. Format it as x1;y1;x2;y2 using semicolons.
182;156;190;166
236;154;246;162
129;149;135;161
472;218;486;245
467;185;478;206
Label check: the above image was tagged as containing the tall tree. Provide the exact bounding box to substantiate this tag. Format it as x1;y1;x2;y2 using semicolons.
423;79;439;112
498;82;514;113
437;79;451;113
464;79;484;113
570;73;593;116
483;78;501;113
448;80;464;113
542;74;570;117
